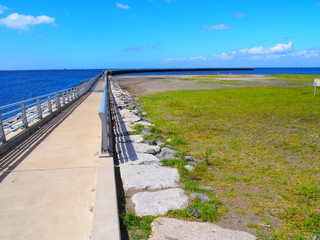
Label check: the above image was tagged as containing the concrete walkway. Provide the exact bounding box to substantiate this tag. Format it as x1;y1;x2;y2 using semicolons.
0;78;120;240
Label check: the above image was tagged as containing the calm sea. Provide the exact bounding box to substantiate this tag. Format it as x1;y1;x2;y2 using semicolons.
0;69;102;107
1;68;320;107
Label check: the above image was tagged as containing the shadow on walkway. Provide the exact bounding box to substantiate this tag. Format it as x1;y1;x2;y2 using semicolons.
0;91;91;183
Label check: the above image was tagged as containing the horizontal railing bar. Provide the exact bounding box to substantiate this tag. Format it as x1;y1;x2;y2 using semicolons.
0;81;91;110
2;108;22;117
5;119;23;128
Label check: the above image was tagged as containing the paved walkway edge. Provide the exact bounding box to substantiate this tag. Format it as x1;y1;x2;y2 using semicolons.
92;155;121;240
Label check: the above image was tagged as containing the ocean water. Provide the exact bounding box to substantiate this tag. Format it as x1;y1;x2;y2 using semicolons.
1;68;320;107
0;69;102;107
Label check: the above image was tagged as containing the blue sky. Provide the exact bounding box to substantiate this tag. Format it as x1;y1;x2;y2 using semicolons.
0;0;320;70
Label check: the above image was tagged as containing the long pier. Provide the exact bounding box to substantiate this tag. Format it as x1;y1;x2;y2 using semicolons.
0;68;253;240
0;74;120;240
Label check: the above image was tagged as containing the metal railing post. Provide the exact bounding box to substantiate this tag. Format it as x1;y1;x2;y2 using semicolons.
55;93;61;109
61;91;65;106
47;96;52;113
68;90;71;102
0;113;6;143
36;98;43;119
21;103;28;128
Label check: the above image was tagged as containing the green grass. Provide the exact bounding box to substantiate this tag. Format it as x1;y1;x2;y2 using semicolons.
180;74;320;83
270;74;320;82
140;86;320;240
122;213;155;240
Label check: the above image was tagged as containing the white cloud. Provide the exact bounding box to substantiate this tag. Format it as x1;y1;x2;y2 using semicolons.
234;12;245;18
294;48;320;58
202;24;231;30
239;42;294;55
0;13;55;30
215;51;236;60
0;5;8;14
165;42;320;64
165;56;208;62
116;3;131;9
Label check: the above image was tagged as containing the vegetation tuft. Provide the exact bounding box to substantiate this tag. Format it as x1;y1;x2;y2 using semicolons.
122;213;155;240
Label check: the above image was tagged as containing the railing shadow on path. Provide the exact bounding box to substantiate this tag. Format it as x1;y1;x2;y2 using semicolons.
0;89;94;183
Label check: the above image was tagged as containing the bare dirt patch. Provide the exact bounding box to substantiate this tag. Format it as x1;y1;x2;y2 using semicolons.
114;74;308;97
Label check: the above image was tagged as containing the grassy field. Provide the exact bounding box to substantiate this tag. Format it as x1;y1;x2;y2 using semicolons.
180;74;320;85
140;86;320;240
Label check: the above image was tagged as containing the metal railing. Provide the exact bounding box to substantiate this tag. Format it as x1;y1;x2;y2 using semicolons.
99;72;113;156
0;72;103;144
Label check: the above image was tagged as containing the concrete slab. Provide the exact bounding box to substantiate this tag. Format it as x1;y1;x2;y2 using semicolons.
120;164;180;191
149;218;257;240
132;188;189;216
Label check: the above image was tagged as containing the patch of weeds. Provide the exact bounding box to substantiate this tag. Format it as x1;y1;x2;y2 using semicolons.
293;183;320;200
166;134;187;146
122;213;155;240
132;124;145;134
143;133;163;141
167;201;219;222
190;201;220;222
161;159;187;167
202;147;213;165
236;209;248;217
127;131;137;135
167;209;194;220
174;150;187;159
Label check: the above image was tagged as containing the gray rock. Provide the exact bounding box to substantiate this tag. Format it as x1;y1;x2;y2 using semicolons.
120;164;180;191
184;165;195;172
132;109;142;115
141;128;152;136
187;206;201;218
199;186;215;191
131;188;189;216
188;161;199;166
149;218;257;240
146;149;157;155
190;193;210;203
156;147;178;160
119;153;160;165
116;135;144;143
156;140;165;147
128;102;136;109
123;114;141;123
132;142;160;154
185;156;193;162
134;121;154;127
145;140;157;146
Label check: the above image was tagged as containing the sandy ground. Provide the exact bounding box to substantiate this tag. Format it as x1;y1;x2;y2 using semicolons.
114;74;310;97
